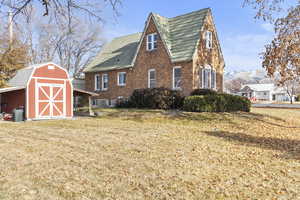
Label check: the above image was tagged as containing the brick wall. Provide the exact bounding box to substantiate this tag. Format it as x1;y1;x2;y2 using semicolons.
86;13;225;103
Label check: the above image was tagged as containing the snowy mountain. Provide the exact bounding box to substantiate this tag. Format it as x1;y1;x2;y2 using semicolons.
224;69;272;83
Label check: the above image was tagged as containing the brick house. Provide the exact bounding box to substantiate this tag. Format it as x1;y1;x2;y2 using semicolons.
84;8;225;106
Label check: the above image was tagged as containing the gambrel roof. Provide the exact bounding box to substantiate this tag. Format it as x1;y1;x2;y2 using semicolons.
84;8;210;73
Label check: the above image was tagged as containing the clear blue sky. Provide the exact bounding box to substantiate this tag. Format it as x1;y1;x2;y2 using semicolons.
102;0;275;72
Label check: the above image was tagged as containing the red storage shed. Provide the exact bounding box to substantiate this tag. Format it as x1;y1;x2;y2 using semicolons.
0;62;73;120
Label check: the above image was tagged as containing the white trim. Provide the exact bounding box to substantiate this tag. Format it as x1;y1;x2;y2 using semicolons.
94;74;100;91
63;80;66;116
34;78;38;119
117;72;126;86
172;66;182;90
102;74;108;91
36;83;66;118
25;62;74;120
211;69;217;90
31;77;68;81
146;33;158;51
201;65;216;89
205;31;213;49
148;69;156;88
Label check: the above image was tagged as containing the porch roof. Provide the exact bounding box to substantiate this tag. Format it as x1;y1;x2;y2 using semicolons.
0;87;25;94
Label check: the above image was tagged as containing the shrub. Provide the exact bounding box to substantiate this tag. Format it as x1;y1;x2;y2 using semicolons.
116;98;133;108
116;88;184;109
190;89;218;96
183;94;251;112
296;94;300;102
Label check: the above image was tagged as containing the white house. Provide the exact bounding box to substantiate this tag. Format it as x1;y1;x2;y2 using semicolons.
239;83;294;102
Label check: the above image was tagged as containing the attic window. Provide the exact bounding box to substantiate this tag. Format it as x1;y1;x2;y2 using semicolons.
205;31;213;49
147;33;158;51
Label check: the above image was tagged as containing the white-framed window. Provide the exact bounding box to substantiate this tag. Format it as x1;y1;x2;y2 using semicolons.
147;33;158;51
102;74;108;90
173;66;182;90
205;31;213;49
201;66;217;89
94;74;101;91
211;69;216;89
118;72;126;86
202;66;211;89
148;69;156;88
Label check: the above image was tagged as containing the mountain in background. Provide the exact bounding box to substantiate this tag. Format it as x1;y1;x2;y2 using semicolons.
224;69;273;84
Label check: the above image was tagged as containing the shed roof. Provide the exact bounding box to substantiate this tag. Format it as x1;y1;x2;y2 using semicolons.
8;67;34;87
0;86;25;94
84;8;210;73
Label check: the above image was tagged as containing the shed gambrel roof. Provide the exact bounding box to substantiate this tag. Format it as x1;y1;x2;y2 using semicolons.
8;67;35;87
84;8;210;73
8;62;66;87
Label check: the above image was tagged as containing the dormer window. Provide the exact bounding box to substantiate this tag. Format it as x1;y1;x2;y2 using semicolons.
147;33;158;51
205;31;213;49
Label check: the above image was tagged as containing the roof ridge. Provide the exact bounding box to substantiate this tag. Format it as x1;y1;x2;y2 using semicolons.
112;32;142;40
170;8;210;20
151;8;210;20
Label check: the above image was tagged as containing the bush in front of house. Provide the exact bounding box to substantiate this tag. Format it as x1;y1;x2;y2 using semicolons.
116;88;184;109
116;98;133;108
183;93;251;112
190;89;218;96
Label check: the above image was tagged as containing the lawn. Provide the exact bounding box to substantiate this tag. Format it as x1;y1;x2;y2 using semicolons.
0;108;299;199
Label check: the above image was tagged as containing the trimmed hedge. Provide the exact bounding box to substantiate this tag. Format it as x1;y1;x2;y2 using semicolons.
116;88;184;110
190;89;218;96
183;94;251;112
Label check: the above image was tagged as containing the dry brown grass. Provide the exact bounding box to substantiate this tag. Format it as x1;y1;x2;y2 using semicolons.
0;108;299;200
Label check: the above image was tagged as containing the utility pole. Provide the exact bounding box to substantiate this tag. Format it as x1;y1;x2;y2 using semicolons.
8;10;13;46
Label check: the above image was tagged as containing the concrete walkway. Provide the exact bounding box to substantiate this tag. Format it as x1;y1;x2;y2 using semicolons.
252;103;300;109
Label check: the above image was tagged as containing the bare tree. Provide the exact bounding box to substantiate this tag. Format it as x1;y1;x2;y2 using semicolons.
22;16;104;76
278;79;299;104
55;21;104;76
0;0;121;24
225;78;248;94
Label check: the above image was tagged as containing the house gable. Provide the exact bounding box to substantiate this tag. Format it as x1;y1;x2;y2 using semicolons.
192;11;225;91
132;15;173;89
132;14;172;66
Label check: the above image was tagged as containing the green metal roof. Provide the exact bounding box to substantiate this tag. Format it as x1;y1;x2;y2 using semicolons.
84;33;142;73
84;8;210;73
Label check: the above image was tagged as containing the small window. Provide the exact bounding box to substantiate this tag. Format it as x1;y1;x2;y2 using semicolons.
94;74;101;91
173;66;182;90
147;33;158;51
48;65;55;70
205;31;213;49
211;69;216;89
102;74;108;90
148;69;156;88
118;72;126;86
202;67;211;89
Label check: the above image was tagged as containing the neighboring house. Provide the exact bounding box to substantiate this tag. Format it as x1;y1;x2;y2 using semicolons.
84;8;225;107
239;83;293;102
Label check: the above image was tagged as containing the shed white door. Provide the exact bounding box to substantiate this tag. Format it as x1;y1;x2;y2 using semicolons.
36;83;65;119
